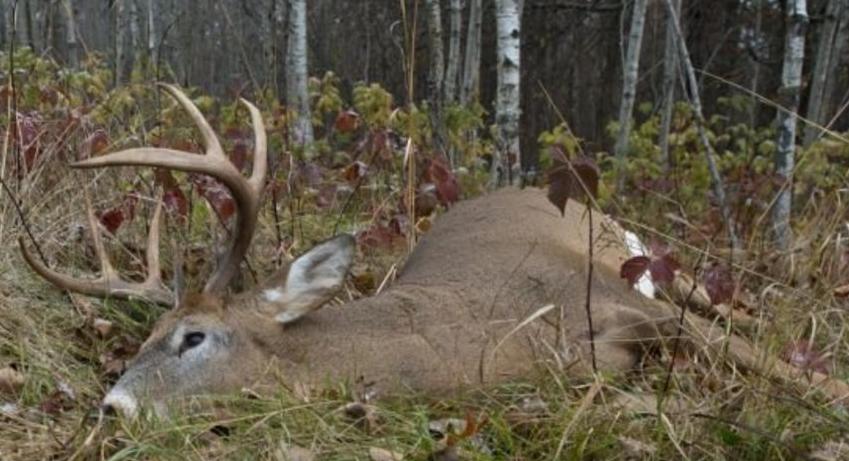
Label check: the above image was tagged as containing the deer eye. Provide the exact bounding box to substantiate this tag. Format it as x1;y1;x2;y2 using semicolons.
178;332;206;356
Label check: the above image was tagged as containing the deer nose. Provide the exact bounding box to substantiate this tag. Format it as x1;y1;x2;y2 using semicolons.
102;388;139;418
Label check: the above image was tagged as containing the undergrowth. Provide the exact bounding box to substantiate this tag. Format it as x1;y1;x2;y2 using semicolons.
1;49;849;460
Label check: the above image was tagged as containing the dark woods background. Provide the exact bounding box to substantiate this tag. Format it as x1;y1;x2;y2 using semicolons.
0;0;847;171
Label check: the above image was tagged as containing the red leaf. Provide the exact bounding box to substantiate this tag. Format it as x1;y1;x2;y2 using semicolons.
546;156;599;215
621;256;651;286
648;254;680;285
163;187;188;218
97;208;124;234
335;110;361;133
83;129;110;159
343;161;368;182
425;156;459;205
230;141;249;171
782;341;830;375
191;175;236;220
703;263;735;305
357;225;403;251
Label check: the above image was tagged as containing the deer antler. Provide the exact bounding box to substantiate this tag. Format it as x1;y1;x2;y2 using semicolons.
20;83;268;302
19;191;173;305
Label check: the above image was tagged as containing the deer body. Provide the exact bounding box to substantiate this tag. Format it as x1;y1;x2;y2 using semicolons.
22;85;847;417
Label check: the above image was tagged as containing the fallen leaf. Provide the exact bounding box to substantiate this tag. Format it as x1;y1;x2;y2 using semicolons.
369;447;403;461
92;318;114;338
833;284;849;298
0;367;25;394
276;442;315;461
620;256;651;286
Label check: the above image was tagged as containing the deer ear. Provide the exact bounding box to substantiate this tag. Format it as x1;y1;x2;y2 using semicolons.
265;235;355;324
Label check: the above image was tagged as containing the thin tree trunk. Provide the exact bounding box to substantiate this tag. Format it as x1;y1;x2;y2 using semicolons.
492;0;522;187
61;0;78;68
659;0;681;172
460;0;482;106
444;0;462;105
425;0;446;155
664;0;740;250
115;0;126;85
614;0;649;192
1;0;9;47
129;0;140;74
286;0;313;148
803;0;845;146
820;0;849;134
147;0;157;67
749;0;764;127
773;0;808;250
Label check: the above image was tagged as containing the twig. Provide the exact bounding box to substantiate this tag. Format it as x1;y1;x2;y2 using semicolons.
585;206;597;373
1;173;47;264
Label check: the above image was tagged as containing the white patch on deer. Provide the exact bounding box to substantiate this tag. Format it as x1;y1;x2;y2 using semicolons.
624;231;656;299
103;387;139;418
263;288;284;302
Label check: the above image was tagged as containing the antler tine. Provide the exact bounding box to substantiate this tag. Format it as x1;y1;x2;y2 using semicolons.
19;193;174;306
83;189;118;280
70;84;268;294
157;83;225;158
240;98;267;195
142;193;165;289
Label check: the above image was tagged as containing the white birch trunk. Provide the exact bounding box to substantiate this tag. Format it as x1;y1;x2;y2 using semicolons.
444;0;462;104
658;0;680;171
749;0;764;127
424;0;446;154
614;0;649;191
803;0;845;146
147;0;157;67
129;0;140;74
286;0;314;148
773;0;808;249
492;0;522;187
460;0;483;106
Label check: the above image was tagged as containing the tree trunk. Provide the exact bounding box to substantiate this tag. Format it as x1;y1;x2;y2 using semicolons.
147;0;157;68
773;0;808;250
614;0;649;192
748;0;764;127
664;0;740;250
129;0;141;74
492;0;523;187
286;0;314;148
425;0;446;154
115;0;126;85
61;0;78;68
444;0;462;105
658;0;681;171
460;0;483;106
803;0;845;146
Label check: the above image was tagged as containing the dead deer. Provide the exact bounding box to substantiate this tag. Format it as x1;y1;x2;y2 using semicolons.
20;84;849;417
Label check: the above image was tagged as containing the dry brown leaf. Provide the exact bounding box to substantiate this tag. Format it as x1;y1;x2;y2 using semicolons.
0;367;25;394
276;442;315;461
369;447;403;461
92;318;114;338
834;284;849;298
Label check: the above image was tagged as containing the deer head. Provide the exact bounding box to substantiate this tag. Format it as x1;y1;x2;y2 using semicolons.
19;84;355;417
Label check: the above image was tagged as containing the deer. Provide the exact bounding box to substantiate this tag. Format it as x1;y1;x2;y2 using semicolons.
19;84;849;418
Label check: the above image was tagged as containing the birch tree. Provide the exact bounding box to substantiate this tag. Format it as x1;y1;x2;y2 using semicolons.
804;0;847;146
614;0;649;191
424;0;446;153
286;0;313;148
460;0;483;106
147;0;157;68
658;0;680;171
772;0;808;249
444;0;462;104
493;0;523;187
